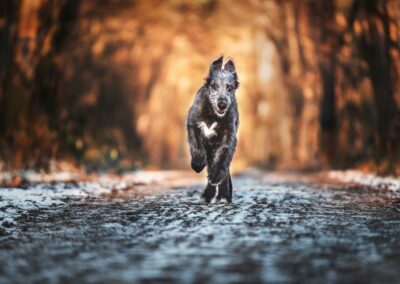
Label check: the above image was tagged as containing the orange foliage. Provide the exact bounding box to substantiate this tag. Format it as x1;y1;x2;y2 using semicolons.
0;0;399;173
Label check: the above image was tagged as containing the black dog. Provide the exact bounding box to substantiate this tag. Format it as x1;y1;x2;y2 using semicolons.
187;55;239;203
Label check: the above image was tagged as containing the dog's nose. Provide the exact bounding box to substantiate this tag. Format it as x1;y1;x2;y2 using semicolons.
218;100;228;110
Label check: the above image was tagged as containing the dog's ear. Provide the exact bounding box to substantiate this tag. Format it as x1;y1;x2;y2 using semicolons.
225;58;239;89
224;59;236;73
209;55;223;72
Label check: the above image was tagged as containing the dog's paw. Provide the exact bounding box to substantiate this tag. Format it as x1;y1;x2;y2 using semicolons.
201;186;215;203
191;160;206;173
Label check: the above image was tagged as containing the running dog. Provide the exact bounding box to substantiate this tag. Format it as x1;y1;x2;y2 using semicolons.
186;55;239;203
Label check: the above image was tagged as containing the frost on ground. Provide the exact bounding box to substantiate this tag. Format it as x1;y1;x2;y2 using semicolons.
0;171;200;233
0;170;400;283
327;170;400;191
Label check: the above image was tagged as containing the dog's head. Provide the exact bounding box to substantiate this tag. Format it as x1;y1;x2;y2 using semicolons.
205;55;239;118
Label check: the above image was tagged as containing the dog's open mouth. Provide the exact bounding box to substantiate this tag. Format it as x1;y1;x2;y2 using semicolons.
216;109;226;115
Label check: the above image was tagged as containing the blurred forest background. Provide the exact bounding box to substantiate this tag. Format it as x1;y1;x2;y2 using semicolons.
0;0;399;173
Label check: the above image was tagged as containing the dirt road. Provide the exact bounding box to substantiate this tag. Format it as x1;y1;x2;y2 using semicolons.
1;171;400;283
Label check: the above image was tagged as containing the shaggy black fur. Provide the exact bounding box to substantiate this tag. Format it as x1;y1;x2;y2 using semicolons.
187;55;239;203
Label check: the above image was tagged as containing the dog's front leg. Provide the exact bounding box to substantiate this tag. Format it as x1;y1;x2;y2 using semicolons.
208;134;236;183
187;124;206;173
207;134;237;202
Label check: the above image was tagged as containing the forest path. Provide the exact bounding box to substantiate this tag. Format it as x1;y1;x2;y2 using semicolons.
1;171;400;283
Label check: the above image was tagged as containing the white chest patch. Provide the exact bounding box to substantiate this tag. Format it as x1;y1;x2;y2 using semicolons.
198;121;218;138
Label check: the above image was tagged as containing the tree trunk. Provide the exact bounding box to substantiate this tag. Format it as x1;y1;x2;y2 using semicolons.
359;0;398;164
309;0;338;166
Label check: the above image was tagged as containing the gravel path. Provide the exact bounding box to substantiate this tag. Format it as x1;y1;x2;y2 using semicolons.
1;171;400;283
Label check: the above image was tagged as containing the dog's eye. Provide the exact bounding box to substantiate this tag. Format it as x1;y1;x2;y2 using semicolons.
210;83;218;91
226;85;233;92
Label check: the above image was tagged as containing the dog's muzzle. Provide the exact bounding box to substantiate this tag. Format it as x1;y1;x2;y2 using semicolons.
216;99;228;116
218;100;228;110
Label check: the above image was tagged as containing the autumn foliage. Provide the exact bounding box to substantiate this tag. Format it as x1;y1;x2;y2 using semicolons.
0;0;399;173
